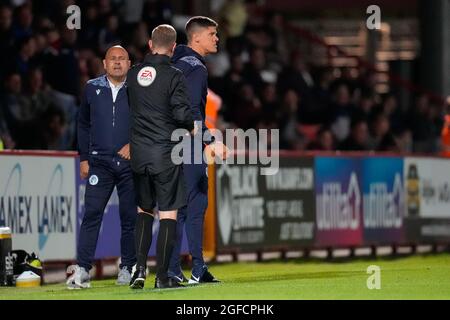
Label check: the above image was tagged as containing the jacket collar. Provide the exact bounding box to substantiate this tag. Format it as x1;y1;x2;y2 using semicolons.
143;53;171;65
172;44;205;64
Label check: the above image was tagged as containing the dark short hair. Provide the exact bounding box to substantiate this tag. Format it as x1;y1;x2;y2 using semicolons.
151;24;177;49
185;16;218;43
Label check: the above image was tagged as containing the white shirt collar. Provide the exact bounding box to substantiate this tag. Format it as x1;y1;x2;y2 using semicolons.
106;76;125;102
107;77;125;89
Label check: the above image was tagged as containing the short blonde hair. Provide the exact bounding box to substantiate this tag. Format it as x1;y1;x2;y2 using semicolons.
151;24;177;49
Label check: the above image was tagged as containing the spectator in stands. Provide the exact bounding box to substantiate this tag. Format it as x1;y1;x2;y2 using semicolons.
42;26;79;96
338;119;370;151
265;11;289;66
377;132;401;152
0;5;13;48
34;14;53;31
12;4;33;41
310;67;334;124
278;51;314;95
32;32;48;65
232;82;262;129
280;90;306;150
22;67;51;121
329;83;356;142
88;55;105;78
245;22;273;52
368;113;391;150
0;5;14;82
408;94;438;153
277;51;314;121
356;69;379;102
55;27;79;96
395;128;413;153
42;26;59;53
142;0;173;31
216;0;247;56
121;0;145;29
353;93;376;123
221;54;245;120
1;71;29;144
130;21;150;53
14;35;36;76
332;67;359;101
47;88;78;150
307;126;335;151
78;4;100;50
242;47;269;95
97;0;115;25
218;0;247;40
36;0;71;27
98;14;121;54
377;93;404;133
260;83;281;122
38;103;66;150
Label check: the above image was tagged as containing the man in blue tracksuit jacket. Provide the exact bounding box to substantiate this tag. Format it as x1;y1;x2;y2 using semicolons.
168;16;222;284
67;46;136;289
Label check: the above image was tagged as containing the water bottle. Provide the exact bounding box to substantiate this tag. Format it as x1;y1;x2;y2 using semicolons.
0;227;14;286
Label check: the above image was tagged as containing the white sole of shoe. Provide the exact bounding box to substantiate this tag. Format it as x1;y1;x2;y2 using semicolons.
130;278;145;289
188;279;200;285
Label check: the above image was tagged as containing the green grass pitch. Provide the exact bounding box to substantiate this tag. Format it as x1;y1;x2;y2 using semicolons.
1;253;449;300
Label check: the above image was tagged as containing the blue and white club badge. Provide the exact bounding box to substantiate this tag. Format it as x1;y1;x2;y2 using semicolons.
137;66;156;87
89;174;99;185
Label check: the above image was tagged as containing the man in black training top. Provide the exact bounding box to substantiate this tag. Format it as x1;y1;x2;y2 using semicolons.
127;24;195;289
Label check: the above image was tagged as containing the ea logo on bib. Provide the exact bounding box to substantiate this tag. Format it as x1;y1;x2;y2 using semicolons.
137;66;156;87
89;175;99;185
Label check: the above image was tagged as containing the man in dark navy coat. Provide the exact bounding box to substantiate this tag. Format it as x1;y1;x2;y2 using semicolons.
168;16;225;284
67;46;137;289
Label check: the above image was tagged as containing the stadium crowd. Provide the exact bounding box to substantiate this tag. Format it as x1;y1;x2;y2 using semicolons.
0;0;444;153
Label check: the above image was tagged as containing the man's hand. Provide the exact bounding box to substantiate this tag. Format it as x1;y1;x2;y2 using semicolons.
204;141;230;164
118;144;130;160
80;160;89;180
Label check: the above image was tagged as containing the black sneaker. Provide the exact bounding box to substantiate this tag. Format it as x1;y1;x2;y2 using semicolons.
129;266;146;289
154;277;185;289
188;270;220;284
